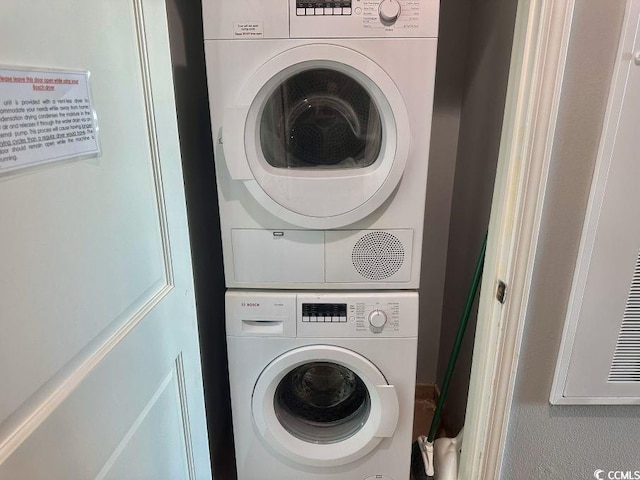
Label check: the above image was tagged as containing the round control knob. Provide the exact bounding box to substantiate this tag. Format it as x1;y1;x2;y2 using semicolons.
368;309;388;329
378;0;401;26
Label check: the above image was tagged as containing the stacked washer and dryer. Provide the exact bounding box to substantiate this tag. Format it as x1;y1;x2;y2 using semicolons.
203;1;439;478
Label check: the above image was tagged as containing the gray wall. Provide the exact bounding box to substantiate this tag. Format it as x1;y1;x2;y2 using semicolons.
434;0;518;433
416;0;471;383
501;1;636;478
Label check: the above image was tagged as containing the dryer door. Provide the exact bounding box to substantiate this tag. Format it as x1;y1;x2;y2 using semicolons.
251;345;399;467
224;44;410;229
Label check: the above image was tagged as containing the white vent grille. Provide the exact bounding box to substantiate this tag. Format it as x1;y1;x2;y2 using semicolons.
351;231;405;281
609;250;640;382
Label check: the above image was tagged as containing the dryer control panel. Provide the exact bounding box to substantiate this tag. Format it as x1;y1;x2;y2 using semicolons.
203;0;438;39
289;0;439;38
203;0;438;40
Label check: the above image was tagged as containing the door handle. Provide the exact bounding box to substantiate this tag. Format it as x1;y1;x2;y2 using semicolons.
222;106;253;180
373;384;399;437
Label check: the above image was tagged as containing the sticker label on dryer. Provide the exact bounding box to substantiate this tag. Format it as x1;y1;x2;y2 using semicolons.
233;22;264;38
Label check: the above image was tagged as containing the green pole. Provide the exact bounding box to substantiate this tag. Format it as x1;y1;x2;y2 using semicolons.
427;232;488;443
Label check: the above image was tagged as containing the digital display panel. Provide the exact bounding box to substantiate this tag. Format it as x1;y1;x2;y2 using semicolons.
297;1;352;7
302;303;348;322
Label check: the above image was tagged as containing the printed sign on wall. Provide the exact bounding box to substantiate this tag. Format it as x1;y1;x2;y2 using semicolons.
0;67;100;175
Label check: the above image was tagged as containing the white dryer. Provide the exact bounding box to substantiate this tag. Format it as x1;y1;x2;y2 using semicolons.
204;0;439;289
226;290;418;480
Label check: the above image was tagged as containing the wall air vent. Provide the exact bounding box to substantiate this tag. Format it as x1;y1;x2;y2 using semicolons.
551;2;640;404
609;250;640;383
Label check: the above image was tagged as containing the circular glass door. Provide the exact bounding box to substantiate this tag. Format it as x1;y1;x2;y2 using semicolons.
251;345;399;467
259;68;383;170
274;361;371;444
226;44;411;228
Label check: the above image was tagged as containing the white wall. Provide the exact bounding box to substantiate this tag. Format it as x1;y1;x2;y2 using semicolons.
501;1;637;478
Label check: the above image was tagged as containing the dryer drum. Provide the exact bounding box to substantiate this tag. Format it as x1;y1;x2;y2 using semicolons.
260;68;383;169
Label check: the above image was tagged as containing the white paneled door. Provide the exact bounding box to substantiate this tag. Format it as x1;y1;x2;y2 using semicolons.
0;1;212;479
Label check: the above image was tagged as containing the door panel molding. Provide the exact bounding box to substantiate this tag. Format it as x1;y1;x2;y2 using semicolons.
175;353;197;480
95;356;194;480
94;366;176;480
133;0;174;287
0;283;173;465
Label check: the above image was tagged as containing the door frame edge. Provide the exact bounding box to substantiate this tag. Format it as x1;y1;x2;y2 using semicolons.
458;0;576;478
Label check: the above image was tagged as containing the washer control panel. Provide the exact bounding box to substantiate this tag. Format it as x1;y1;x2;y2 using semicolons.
302;301;398;332
226;291;418;338
297;292;417;338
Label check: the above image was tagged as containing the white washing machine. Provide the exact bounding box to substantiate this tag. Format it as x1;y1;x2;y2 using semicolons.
226;290;418;480
203;0;439;289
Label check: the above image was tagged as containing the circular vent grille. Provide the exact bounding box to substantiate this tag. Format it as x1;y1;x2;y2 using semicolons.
351;231;405;281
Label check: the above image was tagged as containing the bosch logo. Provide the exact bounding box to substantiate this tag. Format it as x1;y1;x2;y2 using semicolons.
241;302;260;307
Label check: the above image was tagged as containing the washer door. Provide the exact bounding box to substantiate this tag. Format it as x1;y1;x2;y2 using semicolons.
224;44;410;229
251;345;400;467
